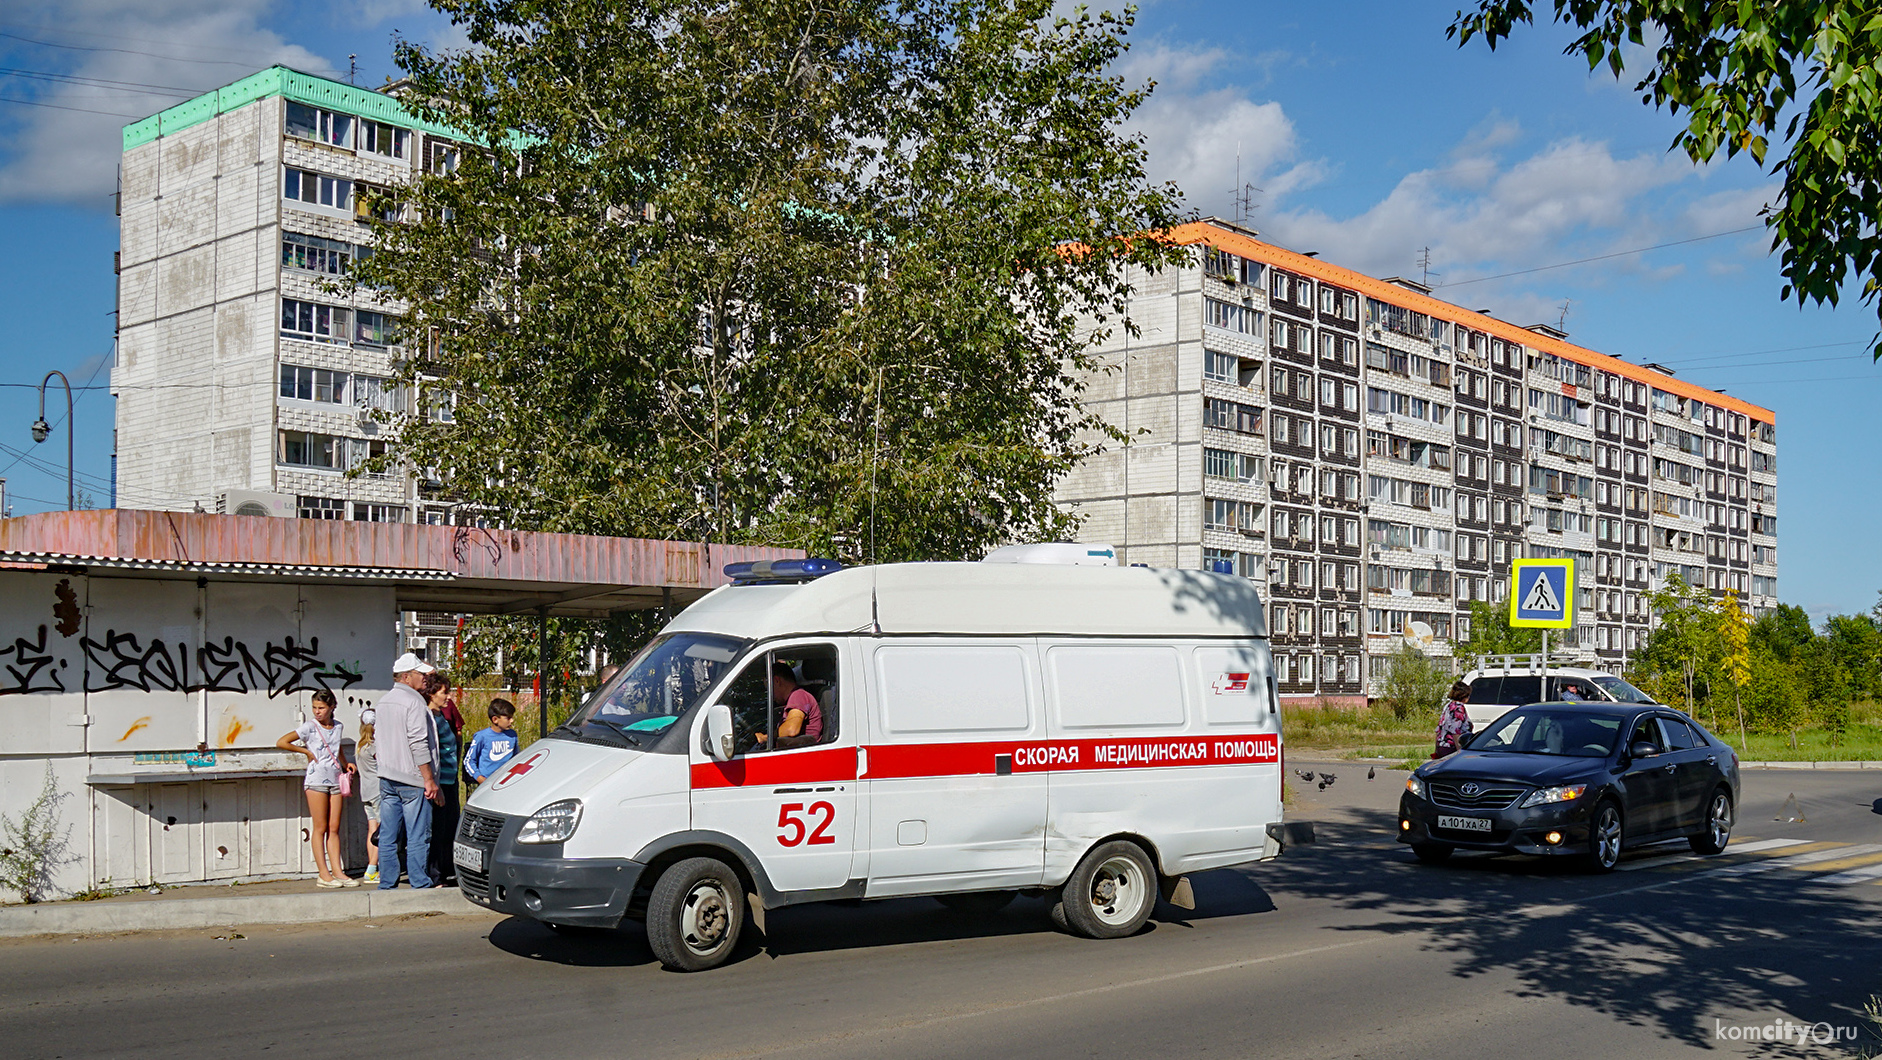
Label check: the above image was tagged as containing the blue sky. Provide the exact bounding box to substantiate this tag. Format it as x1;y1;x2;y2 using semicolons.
0;2;1875;619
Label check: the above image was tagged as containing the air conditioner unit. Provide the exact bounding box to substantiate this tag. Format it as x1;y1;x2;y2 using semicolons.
216;489;296;518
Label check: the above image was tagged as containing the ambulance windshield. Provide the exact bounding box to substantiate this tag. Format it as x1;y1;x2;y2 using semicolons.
567;632;748;741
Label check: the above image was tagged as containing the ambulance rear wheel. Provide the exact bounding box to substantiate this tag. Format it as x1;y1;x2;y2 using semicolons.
935;890;1016;914
645;856;744;972
1051;841;1156;939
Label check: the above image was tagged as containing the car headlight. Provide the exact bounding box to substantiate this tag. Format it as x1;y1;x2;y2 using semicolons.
1520;784;1588;808
1405;775;1425;798
517;799;583;844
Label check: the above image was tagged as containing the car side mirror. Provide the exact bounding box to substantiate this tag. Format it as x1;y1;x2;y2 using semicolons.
1629;740;1659;759
705;703;734;762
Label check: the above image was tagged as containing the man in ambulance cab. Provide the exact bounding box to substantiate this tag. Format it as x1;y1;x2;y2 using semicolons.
755;661;822;750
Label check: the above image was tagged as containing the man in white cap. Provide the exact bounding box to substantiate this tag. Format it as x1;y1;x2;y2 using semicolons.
374;651;441;889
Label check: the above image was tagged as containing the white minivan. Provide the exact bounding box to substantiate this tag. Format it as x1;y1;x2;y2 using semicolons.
456;558;1289;970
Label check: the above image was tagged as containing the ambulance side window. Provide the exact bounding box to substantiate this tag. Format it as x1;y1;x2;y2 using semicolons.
716;645;841;755
717;657;772;756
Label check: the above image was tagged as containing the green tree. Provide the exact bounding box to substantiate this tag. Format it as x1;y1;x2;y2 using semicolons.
1629;575;1721;720
353;0;1188;561
1449;2;1882;361
1751;603;1815;663
1376;644;1455;723
1453;598;1542;671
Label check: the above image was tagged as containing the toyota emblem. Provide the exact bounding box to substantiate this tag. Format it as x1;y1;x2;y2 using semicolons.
1460;782;1481;797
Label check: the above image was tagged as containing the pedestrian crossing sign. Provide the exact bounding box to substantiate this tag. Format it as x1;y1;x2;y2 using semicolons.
1510;558;1574;628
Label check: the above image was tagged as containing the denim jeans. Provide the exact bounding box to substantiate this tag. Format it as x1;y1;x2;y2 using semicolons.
377;778;433;889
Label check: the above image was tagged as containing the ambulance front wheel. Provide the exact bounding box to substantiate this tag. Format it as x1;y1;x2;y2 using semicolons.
644;856;745;972
1051;840;1157;940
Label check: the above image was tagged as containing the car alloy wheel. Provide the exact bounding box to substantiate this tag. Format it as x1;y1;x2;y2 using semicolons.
1690;789;1733;855
1589;802;1622;872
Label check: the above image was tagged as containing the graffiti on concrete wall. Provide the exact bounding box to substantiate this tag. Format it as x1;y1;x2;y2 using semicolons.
0;626;365;697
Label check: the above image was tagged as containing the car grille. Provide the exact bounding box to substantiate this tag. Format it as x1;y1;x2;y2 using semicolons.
1429;780;1526;810
460;810;504;843
459;866;490;900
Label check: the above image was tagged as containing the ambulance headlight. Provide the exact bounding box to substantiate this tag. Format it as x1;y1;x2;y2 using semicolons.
517;799;583;844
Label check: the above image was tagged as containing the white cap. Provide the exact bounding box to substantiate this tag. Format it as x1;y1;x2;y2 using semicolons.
392;652;436;675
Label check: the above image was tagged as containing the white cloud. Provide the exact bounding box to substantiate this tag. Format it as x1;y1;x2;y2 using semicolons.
1120;41;1323;217
0;1;332;206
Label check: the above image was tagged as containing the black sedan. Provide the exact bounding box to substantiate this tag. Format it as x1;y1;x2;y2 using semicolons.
1397;702;1741;872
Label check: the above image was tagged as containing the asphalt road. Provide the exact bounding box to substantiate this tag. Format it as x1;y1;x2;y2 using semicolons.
6;765;1882;1060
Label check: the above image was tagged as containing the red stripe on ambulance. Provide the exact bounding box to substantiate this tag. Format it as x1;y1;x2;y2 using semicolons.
690;735;1278;789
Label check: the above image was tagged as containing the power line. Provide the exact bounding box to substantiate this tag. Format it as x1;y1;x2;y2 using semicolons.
0;66;202;96
0;29;268;69
0;94;143;118
1432;225;1766;290
0;22;307;64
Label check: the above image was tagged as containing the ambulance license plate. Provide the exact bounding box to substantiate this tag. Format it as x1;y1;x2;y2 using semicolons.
454;841;485;872
1438;815;1492;833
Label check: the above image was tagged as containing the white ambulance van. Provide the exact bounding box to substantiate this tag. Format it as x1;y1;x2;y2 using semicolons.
456;557;1288;971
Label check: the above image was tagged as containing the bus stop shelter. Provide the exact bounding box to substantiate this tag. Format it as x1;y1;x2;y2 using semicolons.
0;510;801;896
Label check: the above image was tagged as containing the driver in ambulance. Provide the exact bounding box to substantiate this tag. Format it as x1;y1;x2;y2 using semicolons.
754;661;823;750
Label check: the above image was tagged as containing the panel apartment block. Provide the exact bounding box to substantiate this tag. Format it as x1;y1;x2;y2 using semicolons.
116;66;466;526
1056;219;1778;704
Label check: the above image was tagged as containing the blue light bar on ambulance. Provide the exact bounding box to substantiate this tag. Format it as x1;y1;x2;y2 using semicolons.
723;558;845;585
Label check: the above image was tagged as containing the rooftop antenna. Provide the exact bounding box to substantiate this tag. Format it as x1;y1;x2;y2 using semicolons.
1230;141;1263;225
1417;247;1441;286
348;55;357;85
1556;298;1574;332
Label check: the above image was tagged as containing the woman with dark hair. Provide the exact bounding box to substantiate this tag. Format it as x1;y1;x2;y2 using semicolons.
1433;680;1474;758
421;671;463;886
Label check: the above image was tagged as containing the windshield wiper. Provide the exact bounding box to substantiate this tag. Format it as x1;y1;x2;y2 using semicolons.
552;720;639;748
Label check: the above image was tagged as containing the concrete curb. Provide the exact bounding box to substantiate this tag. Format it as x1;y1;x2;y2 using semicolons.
0;886;497;938
1740;760;1882;770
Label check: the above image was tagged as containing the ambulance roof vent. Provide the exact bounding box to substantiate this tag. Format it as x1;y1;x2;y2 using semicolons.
723;558;845;585
982;543;1117;566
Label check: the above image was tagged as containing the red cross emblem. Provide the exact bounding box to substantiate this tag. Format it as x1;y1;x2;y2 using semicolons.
495;750;545;789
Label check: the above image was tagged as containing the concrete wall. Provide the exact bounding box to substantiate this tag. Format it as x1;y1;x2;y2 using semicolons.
0;570;394;897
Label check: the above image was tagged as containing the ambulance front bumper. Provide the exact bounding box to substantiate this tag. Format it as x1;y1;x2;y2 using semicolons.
456;810;643;928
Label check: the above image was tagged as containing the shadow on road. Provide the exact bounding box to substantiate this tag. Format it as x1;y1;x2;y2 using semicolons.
1258;799;1882;1051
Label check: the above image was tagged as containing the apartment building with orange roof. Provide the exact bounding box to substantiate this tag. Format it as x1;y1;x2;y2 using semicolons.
1056;218;1778;704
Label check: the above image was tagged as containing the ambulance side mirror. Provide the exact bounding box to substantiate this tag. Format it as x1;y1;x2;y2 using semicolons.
705;703;734;762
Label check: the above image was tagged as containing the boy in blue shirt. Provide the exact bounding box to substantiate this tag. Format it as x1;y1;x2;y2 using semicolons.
465;699;521;786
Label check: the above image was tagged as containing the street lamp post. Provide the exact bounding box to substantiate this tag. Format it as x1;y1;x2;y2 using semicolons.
32;370;74;511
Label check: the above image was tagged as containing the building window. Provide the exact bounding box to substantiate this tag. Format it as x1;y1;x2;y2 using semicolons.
279;365;349;404
1204;398;1261;435
297;495;346;519
281;431;340;470
1205;297;1258;335
280;299;350;343
1204;349;1237;383
282;232;362;275
353;502;407;523
1204;447;1259;483
286;102;352;147
355;310;397;346
283;167;353;210
358;119;409;159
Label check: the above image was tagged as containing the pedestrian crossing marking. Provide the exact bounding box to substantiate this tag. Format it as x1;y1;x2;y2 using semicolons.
1816;862;1882;886
1705;843;1882;879
1793;849;1882;874
1616;837;1807;871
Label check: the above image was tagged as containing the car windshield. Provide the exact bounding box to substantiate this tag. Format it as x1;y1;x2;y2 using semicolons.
1470;708;1623;757
565;633;748;742
1591;675;1657;704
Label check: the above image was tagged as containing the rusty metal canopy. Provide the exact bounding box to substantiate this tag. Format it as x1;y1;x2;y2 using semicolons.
0;511;805;618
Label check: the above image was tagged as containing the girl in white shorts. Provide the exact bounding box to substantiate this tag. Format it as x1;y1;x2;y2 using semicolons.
277;690;359;887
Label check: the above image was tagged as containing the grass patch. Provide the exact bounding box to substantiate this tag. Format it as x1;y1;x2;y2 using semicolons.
1283;704;1435;753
